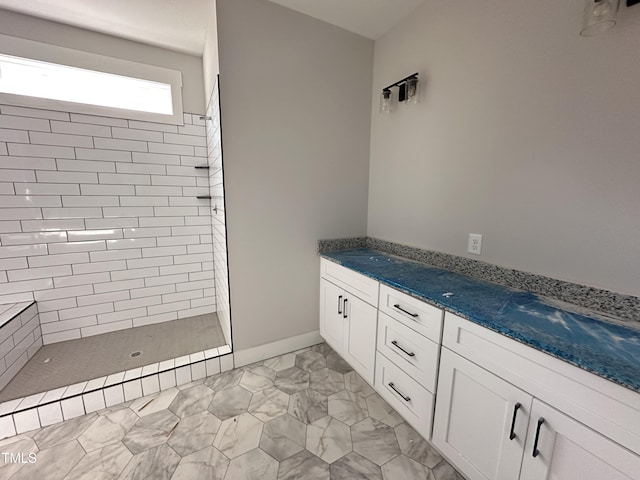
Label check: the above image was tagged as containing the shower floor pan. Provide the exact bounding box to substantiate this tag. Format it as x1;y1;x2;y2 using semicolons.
0;313;228;403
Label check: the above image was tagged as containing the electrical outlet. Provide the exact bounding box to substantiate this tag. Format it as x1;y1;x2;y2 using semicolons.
468;234;482;255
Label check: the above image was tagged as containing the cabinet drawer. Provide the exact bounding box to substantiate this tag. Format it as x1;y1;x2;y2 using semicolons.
321;258;379;306
378;284;443;342
377;312;440;392
375;352;434;440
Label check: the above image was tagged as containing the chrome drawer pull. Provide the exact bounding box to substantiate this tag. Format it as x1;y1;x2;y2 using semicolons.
393;304;418;318
388;382;411;402
391;340;415;357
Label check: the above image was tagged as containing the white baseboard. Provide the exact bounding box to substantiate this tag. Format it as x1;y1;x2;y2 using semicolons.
233;330;323;368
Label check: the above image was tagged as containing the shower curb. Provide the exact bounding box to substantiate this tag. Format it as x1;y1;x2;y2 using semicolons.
0;344;233;439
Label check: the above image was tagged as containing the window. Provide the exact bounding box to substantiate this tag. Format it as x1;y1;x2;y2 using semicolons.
0;34;183;124
0;54;174;115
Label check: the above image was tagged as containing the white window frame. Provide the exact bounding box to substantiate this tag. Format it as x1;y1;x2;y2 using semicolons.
0;34;184;125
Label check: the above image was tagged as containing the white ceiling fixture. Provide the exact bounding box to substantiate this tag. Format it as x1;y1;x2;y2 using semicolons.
0;0;212;56
268;0;426;39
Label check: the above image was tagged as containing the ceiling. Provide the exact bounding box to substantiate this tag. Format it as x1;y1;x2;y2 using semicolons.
268;0;426;39
0;0;426;55
0;0;213;56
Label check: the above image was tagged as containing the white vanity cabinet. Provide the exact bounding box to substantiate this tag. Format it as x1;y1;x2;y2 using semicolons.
319;259;379;384
319;255;640;480
433;312;640;480
319;259;444;437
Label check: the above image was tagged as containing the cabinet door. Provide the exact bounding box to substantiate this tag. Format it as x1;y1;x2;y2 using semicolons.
520;400;640;480
433;349;533;480
320;279;344;352
343;293;377;384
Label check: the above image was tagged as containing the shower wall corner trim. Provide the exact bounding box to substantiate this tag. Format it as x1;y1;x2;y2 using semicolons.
205;78;231;347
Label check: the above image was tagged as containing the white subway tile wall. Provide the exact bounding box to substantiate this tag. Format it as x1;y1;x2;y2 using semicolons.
0;105;215;344
0;302;41;391
207;80;231;346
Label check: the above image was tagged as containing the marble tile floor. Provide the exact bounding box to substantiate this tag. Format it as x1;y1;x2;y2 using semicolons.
0;343;464;480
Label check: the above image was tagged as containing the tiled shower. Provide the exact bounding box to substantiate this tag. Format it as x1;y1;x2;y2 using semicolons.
0;82;231;435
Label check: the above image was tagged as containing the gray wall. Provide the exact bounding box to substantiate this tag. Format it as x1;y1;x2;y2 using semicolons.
0;8;206;114
217;0;373;350
368;0;640;296
202;0;220;105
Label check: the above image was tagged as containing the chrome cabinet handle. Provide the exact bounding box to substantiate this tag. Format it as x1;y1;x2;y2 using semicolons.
509;403;522;440
338;295;342;315
343;299;348;319
391;340;415;358
388;382;411;402
532;418;545;457
393;304;418;318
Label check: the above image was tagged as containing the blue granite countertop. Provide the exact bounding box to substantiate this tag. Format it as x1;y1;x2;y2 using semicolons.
321;248;640;393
